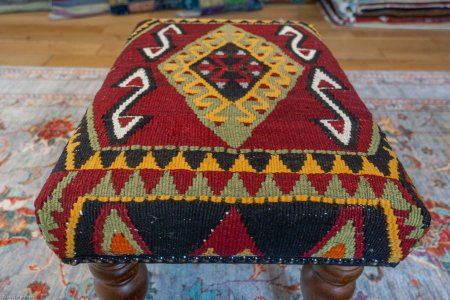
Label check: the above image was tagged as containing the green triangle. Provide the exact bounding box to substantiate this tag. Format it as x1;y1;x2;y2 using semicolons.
119;170;147;197
290;175;319;196
382;181;410;210
256;174;283;197
151;171;179;196
184;173;214;196
404;206;424;239
91;171;117;197
313;220;356;258
354;177;377;199
382;181;424;246
102;209;144;255
324;175;350;199
220;173;250;197
38;172;78;247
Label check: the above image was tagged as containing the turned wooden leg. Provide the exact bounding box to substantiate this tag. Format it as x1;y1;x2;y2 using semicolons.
301;264;364;300
88;262;148;300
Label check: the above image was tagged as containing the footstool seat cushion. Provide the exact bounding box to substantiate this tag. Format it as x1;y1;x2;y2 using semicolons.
35;19;430;267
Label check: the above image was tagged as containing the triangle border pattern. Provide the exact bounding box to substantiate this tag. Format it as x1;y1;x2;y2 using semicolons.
60;126;397;180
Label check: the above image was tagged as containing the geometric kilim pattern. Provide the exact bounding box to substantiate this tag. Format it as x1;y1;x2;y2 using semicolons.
158;24;302;147
35;19;431;267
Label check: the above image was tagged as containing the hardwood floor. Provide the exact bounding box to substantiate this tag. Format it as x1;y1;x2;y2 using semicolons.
0;4;449;70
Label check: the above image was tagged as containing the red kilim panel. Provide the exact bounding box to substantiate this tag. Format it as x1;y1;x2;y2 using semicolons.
35;19;430;267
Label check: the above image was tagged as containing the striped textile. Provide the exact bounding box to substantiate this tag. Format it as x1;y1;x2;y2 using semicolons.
319;0;450;27
49;0;109;20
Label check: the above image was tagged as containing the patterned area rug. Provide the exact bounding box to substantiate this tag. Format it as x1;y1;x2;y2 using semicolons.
0;66;448;299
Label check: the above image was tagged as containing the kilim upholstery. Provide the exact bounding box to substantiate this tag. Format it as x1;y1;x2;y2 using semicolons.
35;19;430;267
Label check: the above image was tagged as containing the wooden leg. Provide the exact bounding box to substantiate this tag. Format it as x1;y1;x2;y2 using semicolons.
301;264;364;300
89;262;148;300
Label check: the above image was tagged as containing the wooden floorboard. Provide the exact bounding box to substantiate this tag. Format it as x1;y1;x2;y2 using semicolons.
0;4;449;70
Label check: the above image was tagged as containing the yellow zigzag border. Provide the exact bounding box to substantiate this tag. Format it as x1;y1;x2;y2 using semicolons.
65;141;400;180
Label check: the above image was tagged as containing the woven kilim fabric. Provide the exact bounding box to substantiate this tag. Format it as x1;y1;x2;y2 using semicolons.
35;19;430;267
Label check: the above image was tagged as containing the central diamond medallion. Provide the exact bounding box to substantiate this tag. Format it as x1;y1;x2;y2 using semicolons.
190;43;270;101
158;24;304;147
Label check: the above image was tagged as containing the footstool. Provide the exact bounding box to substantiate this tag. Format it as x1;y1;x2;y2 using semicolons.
35;19;430;300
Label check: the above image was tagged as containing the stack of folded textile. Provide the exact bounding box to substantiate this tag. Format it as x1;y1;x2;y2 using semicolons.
0;0;300;19
109;0;180;15
47;0;264;20
319;0;450;27
0;0;50;13
49;0;109;19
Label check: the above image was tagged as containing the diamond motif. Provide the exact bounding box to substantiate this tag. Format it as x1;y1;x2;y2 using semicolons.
190;43;270;101
159;24;303;147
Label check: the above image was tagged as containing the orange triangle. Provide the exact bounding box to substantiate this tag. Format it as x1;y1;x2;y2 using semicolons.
93;205;153;255
324;243;346;258
304;206;364;259
110;233;135;254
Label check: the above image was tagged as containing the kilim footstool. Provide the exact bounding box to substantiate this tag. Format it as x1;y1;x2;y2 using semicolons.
35;19;431;300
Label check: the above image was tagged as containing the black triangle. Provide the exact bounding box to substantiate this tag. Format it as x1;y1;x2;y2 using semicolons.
183;151;207;170
212;152;238;171
53;148;67;172
126;201;229;256
367;146;392;176
100;150;121;168
279;153;306;172
397;161;407;184
124;149;148;168
341;155;363;173
73;118;94;169
152;149;178;169
244;152;271;173
311;153;334;173
74;146;94;169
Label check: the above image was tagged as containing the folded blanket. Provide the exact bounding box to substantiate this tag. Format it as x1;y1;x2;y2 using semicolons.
109;0;180;15
319;0;450;26
177;0;263;17
50;0;109;20
109;0;263;16
0;0;50;13
319;0;355;25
